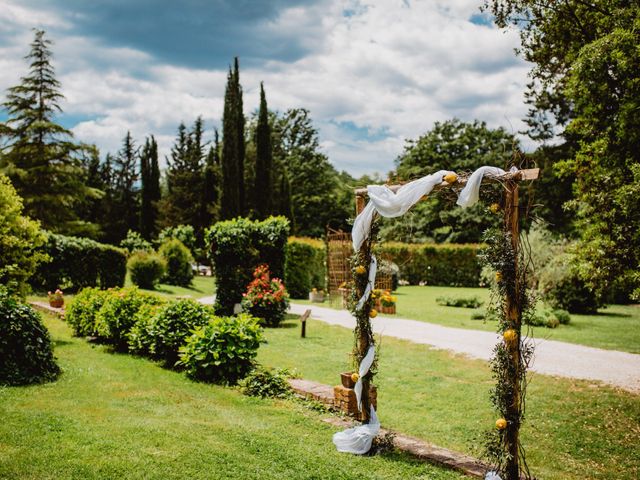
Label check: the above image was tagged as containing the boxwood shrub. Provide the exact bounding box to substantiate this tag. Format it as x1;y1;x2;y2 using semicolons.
285;237;326;299
159;239;194;287
0;288;60;386
128;250;166;289
30;233;127;292
178;313;263;384
206;216;289;315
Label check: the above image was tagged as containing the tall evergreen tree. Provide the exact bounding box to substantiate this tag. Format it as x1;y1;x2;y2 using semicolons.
108;131;139;243
254;82;273;219
159;119;207;239
139;135;160;239
0;29;98;233
220;57;245;219
201;129;221;230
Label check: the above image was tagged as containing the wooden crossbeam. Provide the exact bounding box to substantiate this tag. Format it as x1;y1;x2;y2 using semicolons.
355;168;539;197
354;168;539;213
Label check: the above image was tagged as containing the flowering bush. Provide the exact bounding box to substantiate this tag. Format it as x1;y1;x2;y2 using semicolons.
379;290;397;307
47;289;64;306
241;264;289;327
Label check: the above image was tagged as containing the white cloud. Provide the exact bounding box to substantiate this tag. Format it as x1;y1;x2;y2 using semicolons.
0;0;534;176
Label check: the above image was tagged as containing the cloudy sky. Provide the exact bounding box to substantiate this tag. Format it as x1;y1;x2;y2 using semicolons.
0;0;532;176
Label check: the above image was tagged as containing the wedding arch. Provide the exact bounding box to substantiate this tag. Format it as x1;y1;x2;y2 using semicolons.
333;166;539;480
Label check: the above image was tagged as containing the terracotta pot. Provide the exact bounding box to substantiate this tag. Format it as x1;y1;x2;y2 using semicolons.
380;304;396;314
340;372;356;389
49;298;64;309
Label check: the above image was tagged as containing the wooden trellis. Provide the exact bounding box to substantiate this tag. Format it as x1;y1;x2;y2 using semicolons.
352;168;539;480
327;228;351;296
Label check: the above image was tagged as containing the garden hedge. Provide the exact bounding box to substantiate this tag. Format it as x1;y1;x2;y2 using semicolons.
285;237;326;299
30;233;127;292
375;242;482;287
206;216;289;315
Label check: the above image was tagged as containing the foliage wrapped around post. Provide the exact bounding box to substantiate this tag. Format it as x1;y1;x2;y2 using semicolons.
481;181;534;480
349;221;379;423
206;216;289;315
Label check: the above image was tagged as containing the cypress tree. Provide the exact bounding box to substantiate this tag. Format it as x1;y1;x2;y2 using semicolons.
254;82;273;218
220;57;245;219
0;29;98;233
139;135;160;239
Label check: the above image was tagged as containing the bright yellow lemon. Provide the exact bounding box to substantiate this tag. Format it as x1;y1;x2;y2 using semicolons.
496;418;507;430
503;329;517;343
355;265;367;275
444;173;458;184
351;373;360;383
369;308;378;318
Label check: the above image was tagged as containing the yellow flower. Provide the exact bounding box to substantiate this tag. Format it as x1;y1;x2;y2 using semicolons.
495;418;507;430
369;308;378;318
489;203;500;214
503;329;517;344
351;373;360;383
355;265;367;275
444;173;457;184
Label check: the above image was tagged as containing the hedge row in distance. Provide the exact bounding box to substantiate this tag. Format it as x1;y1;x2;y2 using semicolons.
376;242;482;287
30;233;127;292
285;237;326;299
206;216;289;315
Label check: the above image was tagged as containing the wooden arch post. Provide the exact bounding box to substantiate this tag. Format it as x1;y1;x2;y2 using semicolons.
353;168;538;480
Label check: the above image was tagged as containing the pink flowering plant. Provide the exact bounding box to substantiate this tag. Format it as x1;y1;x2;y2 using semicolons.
47;289;64;306
241;264;289;327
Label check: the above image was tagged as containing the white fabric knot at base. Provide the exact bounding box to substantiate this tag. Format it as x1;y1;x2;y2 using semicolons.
332;407;380;455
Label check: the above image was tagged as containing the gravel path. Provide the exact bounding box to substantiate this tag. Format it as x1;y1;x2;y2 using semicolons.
288;303;640;394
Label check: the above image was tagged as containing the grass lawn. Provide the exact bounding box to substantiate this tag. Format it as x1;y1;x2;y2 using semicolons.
0;313;465;480
126;274;216;299
297;285;640;354
258;316;640;480
27;275;216;305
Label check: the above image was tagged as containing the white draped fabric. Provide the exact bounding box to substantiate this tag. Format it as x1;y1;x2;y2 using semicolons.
333;166;513;459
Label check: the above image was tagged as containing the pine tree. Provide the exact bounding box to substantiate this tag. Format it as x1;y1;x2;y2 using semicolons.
201;129;221;230
108;131;139;243
0;29;98;233
159;119;207;237
139;135;160;239
254;82;273;219
220;57;245;219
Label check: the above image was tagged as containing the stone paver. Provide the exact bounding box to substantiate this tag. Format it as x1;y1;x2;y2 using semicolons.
289;303;640;394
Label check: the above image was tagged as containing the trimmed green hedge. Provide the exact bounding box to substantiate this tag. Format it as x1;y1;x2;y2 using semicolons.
206;216;289;315
375;242;482;287
30;233;127;292
285;237;326;299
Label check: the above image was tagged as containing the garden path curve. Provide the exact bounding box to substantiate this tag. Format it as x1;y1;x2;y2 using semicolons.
198;296;640;394
286;303;640;394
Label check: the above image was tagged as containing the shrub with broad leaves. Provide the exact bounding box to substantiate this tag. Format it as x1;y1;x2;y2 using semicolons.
129;298;213;366
178;313;263;384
